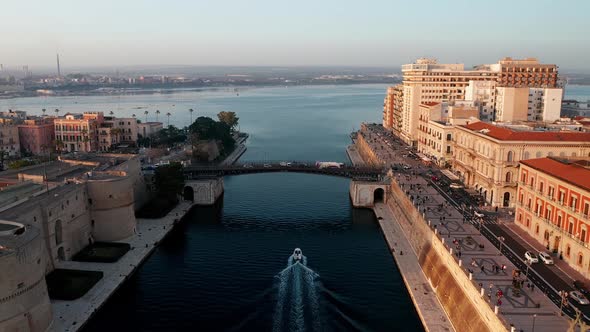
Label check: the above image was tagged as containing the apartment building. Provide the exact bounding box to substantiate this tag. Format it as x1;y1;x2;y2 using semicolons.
452;121;590;207
515;158;590;279
384;57;560;144
0;123;20;157
54;112;104;152
417;101;479;167
17;117;55;155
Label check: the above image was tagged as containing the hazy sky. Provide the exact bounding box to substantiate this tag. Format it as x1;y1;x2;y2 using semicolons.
2;0;589;70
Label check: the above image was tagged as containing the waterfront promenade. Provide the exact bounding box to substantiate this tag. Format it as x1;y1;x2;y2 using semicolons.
49;201;195;332
373;203;455;332
348;141;569;331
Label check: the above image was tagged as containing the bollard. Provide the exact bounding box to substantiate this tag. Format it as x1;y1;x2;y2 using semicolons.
510;327;515;332
434;228;438;235
428;220;431;226
494;306;498;314
441;237;445;244
480;288;485;297
449;248;453;255
469;272;472;280
459;259;462;267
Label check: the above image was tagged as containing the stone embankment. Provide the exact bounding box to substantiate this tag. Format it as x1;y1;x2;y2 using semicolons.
220;133;248;166
49;201;196;332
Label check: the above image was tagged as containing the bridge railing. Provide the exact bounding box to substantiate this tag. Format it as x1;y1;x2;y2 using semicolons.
184;160;384;172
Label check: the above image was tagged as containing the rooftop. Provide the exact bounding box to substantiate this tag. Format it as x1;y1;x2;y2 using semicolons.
462;122;590;142
521;158;590;192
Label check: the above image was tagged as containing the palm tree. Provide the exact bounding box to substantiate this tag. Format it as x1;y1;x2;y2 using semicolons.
109;111;114;116
132;113;136;118
54;108;60;117
144;111;149;123
189;108;194;124
156;110;160;121
166;112;171;127
42;108;46;117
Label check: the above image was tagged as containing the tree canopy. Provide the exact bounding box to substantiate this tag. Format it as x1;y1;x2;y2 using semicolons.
217;111;239;131
138;125;187;148
189;116;235;152
154;162;185;200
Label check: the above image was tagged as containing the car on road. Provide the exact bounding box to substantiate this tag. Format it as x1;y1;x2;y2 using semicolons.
474;211;485;218
524;251;539;264
242;163;254;168
538;251;554;265
450;183;463;189
574;280;590;295
279;162;292;167
263;163;272;168
569;290;590;305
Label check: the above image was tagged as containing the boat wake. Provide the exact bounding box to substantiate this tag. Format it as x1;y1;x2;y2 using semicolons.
273;249;321;332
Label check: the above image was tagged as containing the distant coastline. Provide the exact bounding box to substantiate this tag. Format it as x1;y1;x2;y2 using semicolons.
0;79;399;100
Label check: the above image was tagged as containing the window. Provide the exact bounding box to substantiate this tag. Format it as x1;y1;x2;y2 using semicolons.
579;253;584;266
505;172;512;182
566;245;571;257
584;203;590;217
507;151;514;162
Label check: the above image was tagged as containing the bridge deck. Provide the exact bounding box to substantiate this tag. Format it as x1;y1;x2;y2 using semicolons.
184;162;385;180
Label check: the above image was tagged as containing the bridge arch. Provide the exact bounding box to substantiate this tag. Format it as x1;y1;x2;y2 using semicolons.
374;188;385;203
183;186;194;201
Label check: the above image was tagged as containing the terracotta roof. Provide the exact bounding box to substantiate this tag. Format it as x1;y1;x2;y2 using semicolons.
462;122;590;142
521;158;590;192
420;102;440;107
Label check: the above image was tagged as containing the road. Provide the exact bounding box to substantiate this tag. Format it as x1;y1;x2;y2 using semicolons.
360;123;590;323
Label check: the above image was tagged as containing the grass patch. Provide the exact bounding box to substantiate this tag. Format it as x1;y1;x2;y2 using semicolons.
45;269;103;300
135;196;178;218
72;242;130;263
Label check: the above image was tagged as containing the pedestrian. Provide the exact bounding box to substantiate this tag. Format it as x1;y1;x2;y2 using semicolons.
458;251;462;258
481;265;485;273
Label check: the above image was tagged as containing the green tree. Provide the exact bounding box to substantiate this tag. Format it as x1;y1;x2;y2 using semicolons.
154;162;185;201
189;116;234;152
217;111;239;131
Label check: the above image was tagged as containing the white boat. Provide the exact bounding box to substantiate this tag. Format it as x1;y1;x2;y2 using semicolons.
292;248;302;261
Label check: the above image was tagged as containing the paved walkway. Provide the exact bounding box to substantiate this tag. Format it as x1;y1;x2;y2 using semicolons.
49;201;195;332
346;144;365;166
374;202;455;332
393;173;569;332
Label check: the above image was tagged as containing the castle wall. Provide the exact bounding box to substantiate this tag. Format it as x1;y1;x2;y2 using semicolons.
0;227;53;332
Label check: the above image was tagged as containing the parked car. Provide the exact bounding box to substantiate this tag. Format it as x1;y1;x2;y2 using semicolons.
574;280;590;295
525;251;539;264
538;251;554;265
569;290;590;305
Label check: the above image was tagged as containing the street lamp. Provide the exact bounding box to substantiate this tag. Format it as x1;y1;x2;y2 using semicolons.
525;260;531;280
532;313;537;332
498;236;505;255
559;290;566;316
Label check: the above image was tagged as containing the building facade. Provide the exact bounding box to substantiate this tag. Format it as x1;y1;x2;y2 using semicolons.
18;117;55;155
515;158;590;279
452;121;590;207
54;112;104;153
0;124;20;157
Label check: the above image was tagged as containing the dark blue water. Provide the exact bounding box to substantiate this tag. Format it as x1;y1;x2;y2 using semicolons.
21;85;424;331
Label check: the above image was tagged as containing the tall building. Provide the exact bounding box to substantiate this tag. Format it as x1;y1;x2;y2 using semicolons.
384;57;560;144
18;117;55;155
515;158;590;279
452;121;590;207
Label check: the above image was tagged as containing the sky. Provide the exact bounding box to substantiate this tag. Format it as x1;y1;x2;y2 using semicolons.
1;0;589;71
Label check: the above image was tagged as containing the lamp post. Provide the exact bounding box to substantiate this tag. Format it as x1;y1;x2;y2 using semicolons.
498;236;505;255
532;313;537;332
525;260;531;281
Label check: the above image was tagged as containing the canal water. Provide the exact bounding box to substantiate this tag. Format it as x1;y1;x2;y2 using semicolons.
3;85;427;331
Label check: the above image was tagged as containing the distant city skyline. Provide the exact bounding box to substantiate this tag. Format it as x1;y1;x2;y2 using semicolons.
2;0;589;71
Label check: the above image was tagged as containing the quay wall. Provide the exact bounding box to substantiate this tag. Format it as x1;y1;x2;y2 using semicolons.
386;177;507;332
354;132;382;166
